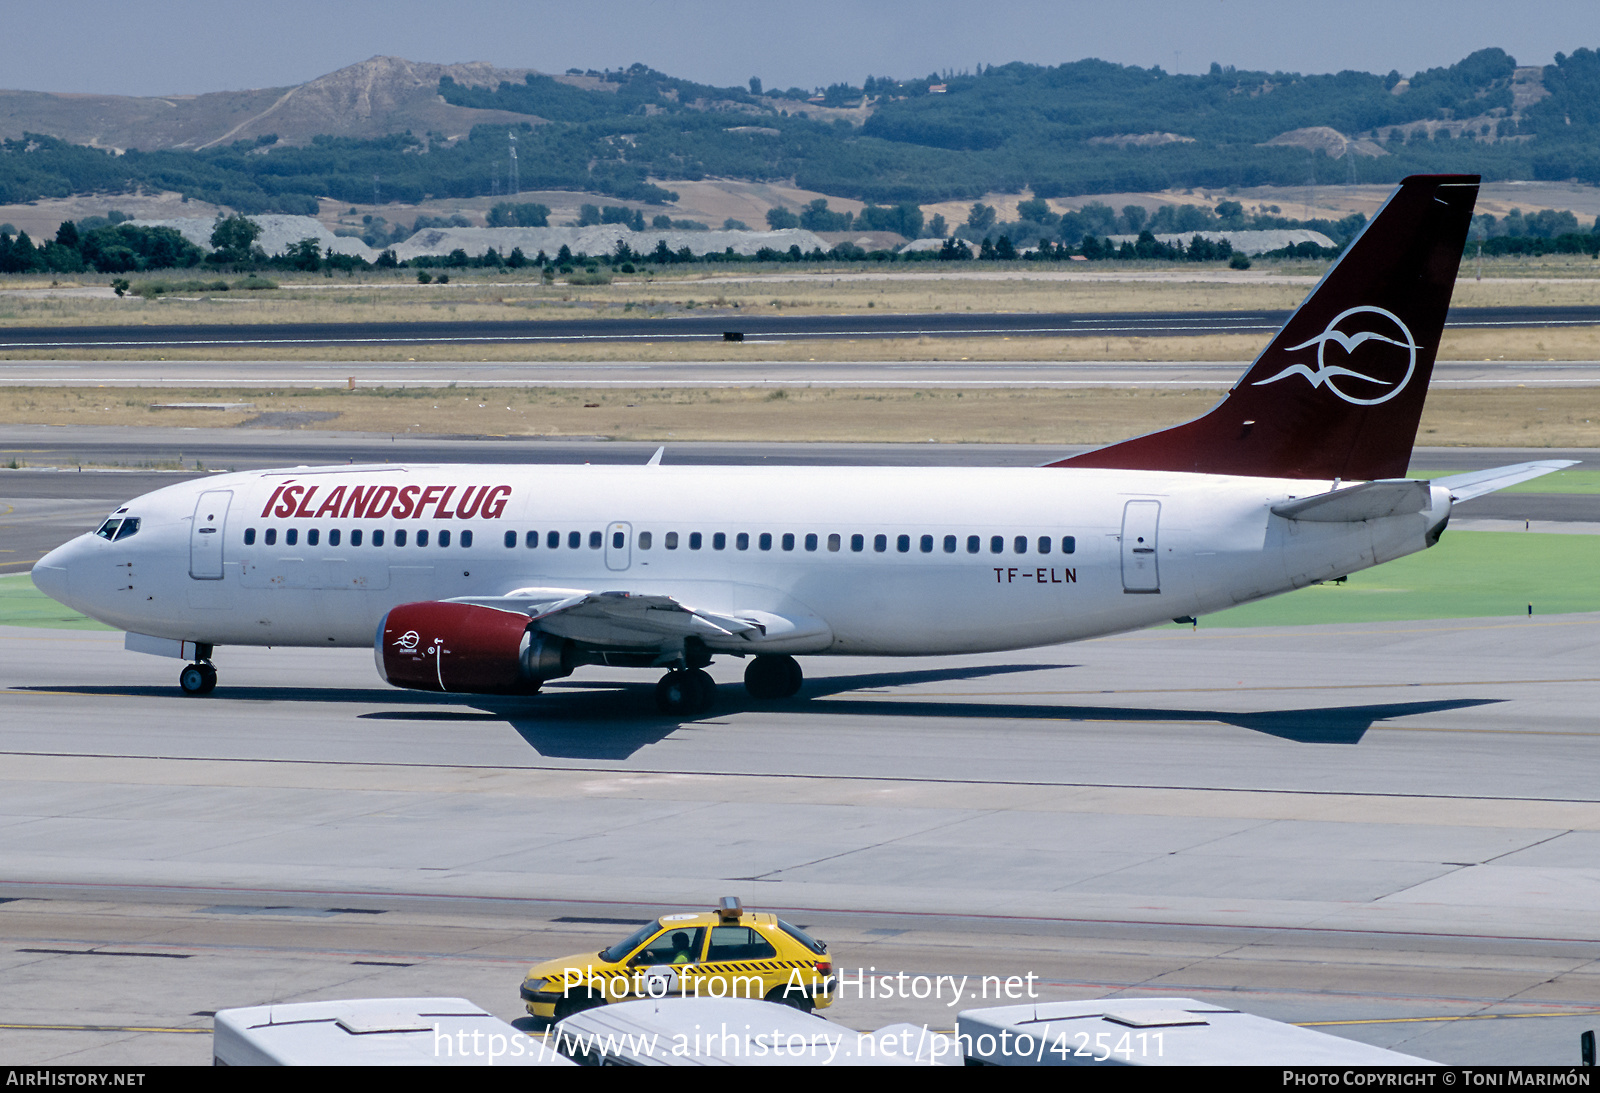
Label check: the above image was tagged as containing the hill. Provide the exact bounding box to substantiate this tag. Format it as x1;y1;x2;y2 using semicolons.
4;48;1600;217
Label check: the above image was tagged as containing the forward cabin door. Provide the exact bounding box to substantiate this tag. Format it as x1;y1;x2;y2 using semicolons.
605;521;632;571
1120;500;1161;594
189;490;232;580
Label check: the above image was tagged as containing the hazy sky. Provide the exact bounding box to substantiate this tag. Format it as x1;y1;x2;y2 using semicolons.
9;1;1600;96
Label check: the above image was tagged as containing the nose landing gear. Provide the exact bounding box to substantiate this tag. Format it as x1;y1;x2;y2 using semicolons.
179;661;217;695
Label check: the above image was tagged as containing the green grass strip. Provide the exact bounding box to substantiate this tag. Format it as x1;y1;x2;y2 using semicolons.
1189;530;1600;628
0;573;115;630
2;531;1593;633
1408;468;1600;494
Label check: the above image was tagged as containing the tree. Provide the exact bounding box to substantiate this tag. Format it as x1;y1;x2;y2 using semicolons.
749;77;762;96
765;206;799;230
210;214;263;263
577;204;602;226
486;202;550;227
964;203;996;236
283;237;322;271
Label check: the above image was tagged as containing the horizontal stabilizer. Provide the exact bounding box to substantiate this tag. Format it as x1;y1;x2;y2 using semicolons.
1272;479;1431;522
1433;460;1579;502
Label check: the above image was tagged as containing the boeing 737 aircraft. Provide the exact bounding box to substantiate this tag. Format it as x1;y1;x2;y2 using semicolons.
31;174;1575;714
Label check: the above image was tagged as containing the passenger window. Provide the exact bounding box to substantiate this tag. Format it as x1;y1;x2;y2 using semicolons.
706;925;777;963
394;529;406;547
665;532;679;550
439;530;451;548
758;533;771;551
1014;536;1027;554
967;535;980;554
308;528;319;547
505;530;517;548
351;529;363;547
286;528;298;547
803;533;816;552
896;534;910;553
329;529;341;547
713;533;726;550
639;531;652;550
943;535;956;553
690;532;703;550
827;533;840;552
851;534;864;552
523;530;537;548
567;531;580;549
920;534;934;553
990;536;1003;554
417;530;429;548
244;528;256;546
547;530;559;549
589;531;602;549
373;529;385;547
461;530;472;548
265;528;277;546
782;533;795;551
612;531;625;549
874;534;887;553
1037;536;1050;554
1062;536;1076;554
736;532;750;551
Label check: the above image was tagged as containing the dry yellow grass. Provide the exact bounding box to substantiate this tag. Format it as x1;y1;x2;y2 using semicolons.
4;385;1596;448
3;254;1600;332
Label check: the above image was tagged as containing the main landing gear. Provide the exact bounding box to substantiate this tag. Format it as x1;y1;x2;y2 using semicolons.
654;655;804;715
743;654;803;700
655;668;716;715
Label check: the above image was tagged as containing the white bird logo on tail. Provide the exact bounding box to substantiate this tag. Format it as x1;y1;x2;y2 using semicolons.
1252;305;1420;406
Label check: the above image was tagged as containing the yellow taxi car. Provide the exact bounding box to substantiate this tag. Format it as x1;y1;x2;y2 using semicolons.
521;897;834;1020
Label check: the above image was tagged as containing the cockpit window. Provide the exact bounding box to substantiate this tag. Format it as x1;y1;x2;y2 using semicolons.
97;518;140;541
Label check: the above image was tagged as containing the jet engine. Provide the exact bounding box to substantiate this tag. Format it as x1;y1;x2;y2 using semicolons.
375;601;573;694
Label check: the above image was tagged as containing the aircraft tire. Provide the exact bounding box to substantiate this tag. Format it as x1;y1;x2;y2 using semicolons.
179;663;216;696
688;667;717;712
745;655;802;700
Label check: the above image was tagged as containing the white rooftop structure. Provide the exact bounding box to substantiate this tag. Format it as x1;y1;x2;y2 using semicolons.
957;998;1432;1067
212;997;575;1066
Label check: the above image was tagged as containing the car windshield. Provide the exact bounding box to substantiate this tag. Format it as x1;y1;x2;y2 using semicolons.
599;921;660;963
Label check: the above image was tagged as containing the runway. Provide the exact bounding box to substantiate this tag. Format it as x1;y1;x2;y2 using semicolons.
3;615;1600;1064
1;304;1597;353
9;357;1600;389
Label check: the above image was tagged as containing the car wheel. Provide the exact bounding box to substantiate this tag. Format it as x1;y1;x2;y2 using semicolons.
553;991;605;1020
765;984;815;1014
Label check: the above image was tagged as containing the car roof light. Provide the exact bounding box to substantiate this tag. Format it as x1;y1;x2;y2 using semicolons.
717;896;742;921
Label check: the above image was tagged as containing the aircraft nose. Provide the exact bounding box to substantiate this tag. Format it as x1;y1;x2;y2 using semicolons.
31;539;79;605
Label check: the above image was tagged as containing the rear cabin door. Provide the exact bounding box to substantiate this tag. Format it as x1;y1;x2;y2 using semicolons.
1120;500;1161;594
605;521;632;571
189;490;232;580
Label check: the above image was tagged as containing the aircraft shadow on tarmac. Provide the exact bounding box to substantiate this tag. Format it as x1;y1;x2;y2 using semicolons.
15;671;1502;758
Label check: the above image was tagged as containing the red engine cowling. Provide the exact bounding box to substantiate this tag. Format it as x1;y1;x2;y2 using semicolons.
375;601;572;694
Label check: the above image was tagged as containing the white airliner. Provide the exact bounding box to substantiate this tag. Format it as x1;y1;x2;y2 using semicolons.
31;174;1575;713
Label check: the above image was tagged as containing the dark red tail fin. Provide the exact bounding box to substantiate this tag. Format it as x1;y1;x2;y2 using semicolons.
1049;174;1479;480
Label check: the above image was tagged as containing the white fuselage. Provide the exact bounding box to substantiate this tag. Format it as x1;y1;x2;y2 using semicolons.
33;462;1452;660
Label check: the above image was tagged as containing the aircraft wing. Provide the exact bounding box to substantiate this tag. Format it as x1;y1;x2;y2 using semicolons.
1432;460;1579;502
446;587;830;651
